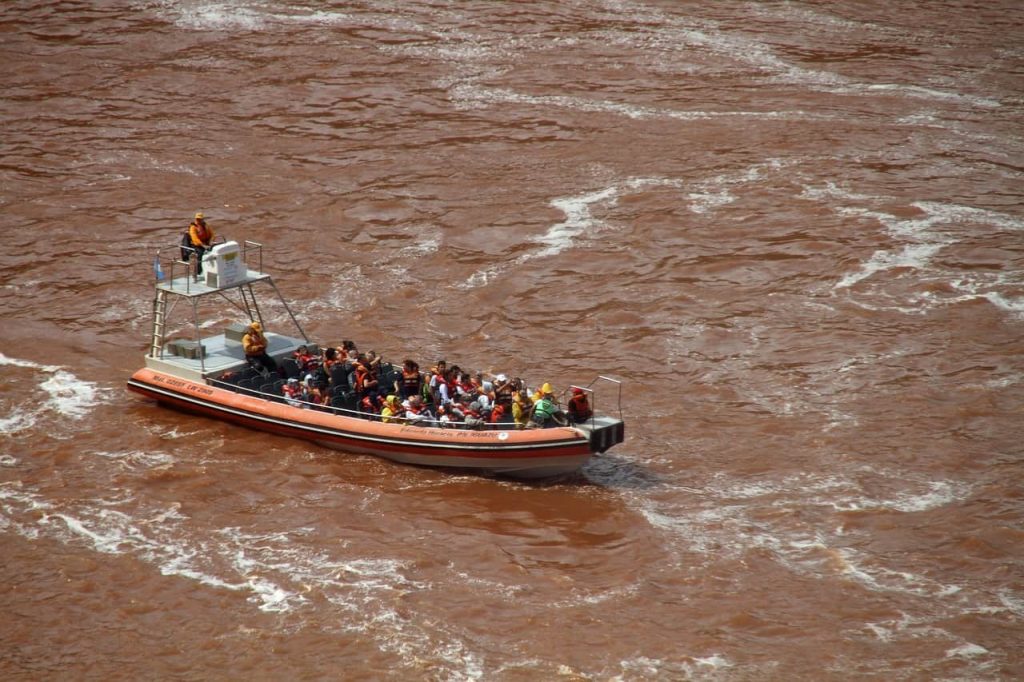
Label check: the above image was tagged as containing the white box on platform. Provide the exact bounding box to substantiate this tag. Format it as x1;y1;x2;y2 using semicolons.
203;241;243;288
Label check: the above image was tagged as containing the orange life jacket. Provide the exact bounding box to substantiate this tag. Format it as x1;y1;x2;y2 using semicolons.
402;369;421;392
568;394;592;419
190;221;212;246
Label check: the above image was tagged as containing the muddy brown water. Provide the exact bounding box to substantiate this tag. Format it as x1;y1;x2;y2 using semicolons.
2;1;1023;679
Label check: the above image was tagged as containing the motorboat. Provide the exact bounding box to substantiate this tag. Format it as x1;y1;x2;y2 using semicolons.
127;240;625;478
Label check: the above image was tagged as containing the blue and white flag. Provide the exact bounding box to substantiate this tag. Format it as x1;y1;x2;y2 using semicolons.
153;256;165;281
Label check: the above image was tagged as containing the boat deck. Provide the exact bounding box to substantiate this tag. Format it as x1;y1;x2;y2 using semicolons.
149;261;307;382
145;331;307;382
158;270;270;297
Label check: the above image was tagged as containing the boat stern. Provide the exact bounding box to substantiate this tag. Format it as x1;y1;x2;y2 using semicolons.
574;416;625;454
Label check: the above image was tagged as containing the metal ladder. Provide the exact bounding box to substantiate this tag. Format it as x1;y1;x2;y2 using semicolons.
150;290;168;358
239;283;262;325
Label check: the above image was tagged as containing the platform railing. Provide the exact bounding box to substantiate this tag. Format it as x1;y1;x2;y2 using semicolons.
154;237;227;293
242;240;263;274
596;375;623;421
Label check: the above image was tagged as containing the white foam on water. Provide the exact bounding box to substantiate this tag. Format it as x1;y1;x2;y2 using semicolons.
0;280;43;293
399;40;501;65
694;653;732;668
946;643;989;659
163;0;403;34
708;467;970;516
293;10;353;27
450;83;824;123
433;641;485;682
658;13;1001;109
975;291;1024;317
0;483;53;539
834;547;962;599
216;526;436;618
818;195;1024;302
302;264;368;316
447;566;528;600
857;83;1000;109
638;502;752;557
704;471;849;501
242;574;301;613
539;187;619;258
0;482;54;513
0;407;39;435
40;370;103;420
964;590;1024;621
835;241;948;290
0;455;17;467
376;231;444;288
26;503;306;613
0;351;60;373
688;190;735;214
46;512;137;554
864;612;953;643
896;111;940;126
634;470;974;612
94;450;176;469
542;579;642;609
461;177;689;289
396;232;442;259
913;201;1024;233
618;653;734;679
153;425;207;439
320;581;486;681
0;353;104;433
827;480;971;514
459;185;618;289
686;158;793;214
800;181;876;204
172;2;267;31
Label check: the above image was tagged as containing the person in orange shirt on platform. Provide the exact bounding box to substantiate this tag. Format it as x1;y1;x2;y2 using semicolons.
186;211;215;274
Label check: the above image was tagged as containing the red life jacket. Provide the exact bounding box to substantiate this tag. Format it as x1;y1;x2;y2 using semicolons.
569;394;592;419
489;403;506;423
294;351;317;371
192;221;211;245
354;365;378;393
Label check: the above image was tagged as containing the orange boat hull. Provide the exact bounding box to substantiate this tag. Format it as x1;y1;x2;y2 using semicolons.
127;368;593;478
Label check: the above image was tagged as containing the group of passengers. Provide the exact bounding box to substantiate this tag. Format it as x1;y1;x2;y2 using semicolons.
243;327;593;429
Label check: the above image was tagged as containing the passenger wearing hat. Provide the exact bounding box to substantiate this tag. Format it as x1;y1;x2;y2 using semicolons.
283;377;304;407
567;387;593;423
242;320;278;376
463;401;486;430
530;383;564;429
380;395;400;424
531;382;555;404
185;211;215;275
492;373;514;414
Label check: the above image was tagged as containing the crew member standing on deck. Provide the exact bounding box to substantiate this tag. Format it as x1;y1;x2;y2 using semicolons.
243;321;278;376
186;212;215;274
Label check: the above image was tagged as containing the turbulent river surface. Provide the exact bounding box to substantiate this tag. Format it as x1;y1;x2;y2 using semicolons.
2;1;1023;679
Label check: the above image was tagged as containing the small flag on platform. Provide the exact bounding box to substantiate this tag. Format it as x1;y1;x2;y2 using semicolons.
153;256;165;281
